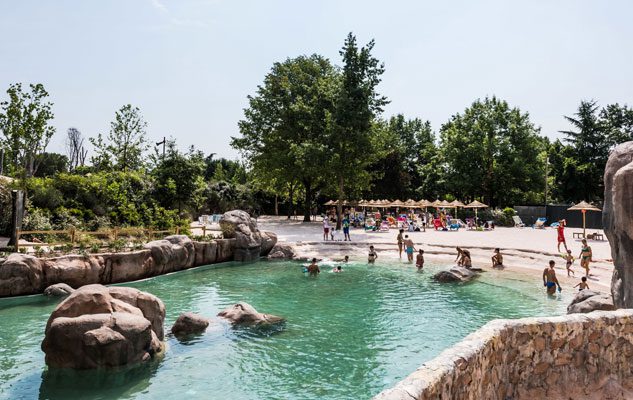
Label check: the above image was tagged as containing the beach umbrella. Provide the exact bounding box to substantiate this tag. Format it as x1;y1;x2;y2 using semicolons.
567;201;602;239
431;199;442;208
464;200;489;222
403;199;418;208
440;200;452;208
450;200;466;218
389;199;406;207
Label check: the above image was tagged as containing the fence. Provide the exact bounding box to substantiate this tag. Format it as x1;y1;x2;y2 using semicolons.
514;205;603;229
14;227;179;253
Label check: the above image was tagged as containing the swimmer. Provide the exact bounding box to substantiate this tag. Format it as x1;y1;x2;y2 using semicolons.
307;258;320;276
404;235;415;263
491;248;503;268
331;266;343;273
574;276;589;291
542;260;562;295
416;249;424;271
368;245;378;264
343;255;349;263
561;249;575;277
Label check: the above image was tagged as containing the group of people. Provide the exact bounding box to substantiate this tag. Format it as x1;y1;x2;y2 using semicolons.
322;216;351;242
556;220;594;277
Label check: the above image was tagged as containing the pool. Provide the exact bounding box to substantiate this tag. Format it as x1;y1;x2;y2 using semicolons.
0;260;568;400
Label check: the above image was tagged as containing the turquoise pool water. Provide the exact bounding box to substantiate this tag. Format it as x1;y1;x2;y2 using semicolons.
0;260;568;400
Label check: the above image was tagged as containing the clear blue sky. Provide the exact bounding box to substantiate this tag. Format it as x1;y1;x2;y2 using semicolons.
1;0;631;160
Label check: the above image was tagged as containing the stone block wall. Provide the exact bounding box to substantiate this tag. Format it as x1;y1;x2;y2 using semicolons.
375;310;633;400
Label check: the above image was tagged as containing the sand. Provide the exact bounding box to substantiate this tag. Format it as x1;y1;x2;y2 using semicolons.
254;215;614;293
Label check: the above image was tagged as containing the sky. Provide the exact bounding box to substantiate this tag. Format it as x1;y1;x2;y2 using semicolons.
1;0;632;161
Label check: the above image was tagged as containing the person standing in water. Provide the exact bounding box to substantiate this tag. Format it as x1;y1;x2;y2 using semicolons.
578;239;593;277
416;249;425;271
368;245;378;264
397;229;404;258
404;235;415;263
307;258;320;276
542;260;562;295
561;249;575;277
557;220;568;252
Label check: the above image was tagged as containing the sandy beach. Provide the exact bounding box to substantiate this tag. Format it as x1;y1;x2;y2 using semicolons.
255;216;614;293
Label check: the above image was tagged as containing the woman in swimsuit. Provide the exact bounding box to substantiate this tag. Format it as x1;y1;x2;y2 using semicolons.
578;239;592;277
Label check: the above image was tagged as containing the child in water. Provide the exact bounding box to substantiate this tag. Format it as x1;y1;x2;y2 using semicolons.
331;266;343;273
368;246;378;264
416;249;424;271
574;276;589;291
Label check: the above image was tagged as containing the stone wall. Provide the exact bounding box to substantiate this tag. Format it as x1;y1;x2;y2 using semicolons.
0;236;237;298
375;310;633;400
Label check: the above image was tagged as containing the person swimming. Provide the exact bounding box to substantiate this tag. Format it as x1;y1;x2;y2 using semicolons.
331;266;343;273
542;260;562;295
307;258;320;276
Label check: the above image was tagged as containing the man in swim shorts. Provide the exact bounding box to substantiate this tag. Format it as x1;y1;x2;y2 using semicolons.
404;235;415;263
307;258;320;276
542;260;562;295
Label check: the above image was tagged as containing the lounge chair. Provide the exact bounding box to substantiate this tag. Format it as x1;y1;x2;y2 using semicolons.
449;223;460;231
380;221;390;232
512;216;525;228
452;219;467;228
533;217;547;229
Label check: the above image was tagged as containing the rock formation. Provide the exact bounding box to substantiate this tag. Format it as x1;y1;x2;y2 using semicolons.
217;302;284;326
41;284;165;369
171;312;210;337
567;290;616;314
268;243;296;259
44;283;75;297
219;210;277;261
433;266;479;283
603;141;633;308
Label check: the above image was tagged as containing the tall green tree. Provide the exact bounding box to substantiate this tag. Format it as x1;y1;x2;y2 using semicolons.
439;97;545;207
90;104;148;171
329;33;388;226
0;83;56;178
233;54;339;222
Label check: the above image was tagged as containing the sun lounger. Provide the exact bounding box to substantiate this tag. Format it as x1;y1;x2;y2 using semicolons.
533;217;547;229
380;221;390;232
512;215;525;228
449;223;460;231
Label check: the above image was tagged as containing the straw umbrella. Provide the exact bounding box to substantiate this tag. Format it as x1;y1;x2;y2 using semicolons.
464;200;489;223
567;201;601;239
450;200;465;218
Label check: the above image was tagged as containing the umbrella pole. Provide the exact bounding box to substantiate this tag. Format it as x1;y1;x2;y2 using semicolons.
582;210;586;238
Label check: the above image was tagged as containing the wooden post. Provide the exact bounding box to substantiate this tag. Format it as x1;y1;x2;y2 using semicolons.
202;225;206;238
70;228;76;248
582;209;586;239
15;228;20;253
176;226;180;235
147;228;152;241
113;228;118;241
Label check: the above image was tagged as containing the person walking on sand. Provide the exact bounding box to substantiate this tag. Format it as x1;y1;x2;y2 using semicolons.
557;220;568;252
578;239;593;277
323;217;330;241
404;235;415;263
397;229;404;258
307;258;320;276
416;249;425;271
543;260;562;295
343;216;351;241
368;245;378;264
491;248;504;268
561;249;575;277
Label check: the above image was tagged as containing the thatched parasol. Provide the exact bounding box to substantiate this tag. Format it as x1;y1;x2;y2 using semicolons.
403;199;418;208
450;200;466;218
389;199;406;208
567;201;602;238
324;200;336;206
464;200;489;221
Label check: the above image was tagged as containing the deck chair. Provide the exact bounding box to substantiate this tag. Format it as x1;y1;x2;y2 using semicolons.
512;216;525;228
533;217;547;229
380;221;390;232
453;219;467;228
449;223;460;231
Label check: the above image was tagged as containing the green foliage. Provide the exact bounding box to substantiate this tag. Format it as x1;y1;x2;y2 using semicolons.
34;152;68;177
0;83;56;178
0;182;12;235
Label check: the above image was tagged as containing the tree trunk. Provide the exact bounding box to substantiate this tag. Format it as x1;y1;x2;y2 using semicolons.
274;194;278;216
287;184;294;220
303;180;312;222
336;175;344;229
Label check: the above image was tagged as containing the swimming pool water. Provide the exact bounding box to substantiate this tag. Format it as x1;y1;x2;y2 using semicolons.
0;260;568;400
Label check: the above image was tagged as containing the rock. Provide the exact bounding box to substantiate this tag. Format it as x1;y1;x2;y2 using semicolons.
433;266;479;283
603;141;633;308
41;284;165;369
267;243;296;259
44;283;75;297
219;210;277;261
0;254;44;296
217;302;284;326
171;312;210;337
567;290;616;314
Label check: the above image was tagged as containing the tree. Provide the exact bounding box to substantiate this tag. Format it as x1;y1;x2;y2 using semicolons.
233;54;339;222
151;140;206;215
439;97;545;207
329;33;388;227
34;152;68;177
66;127;88;171
90;104;148;171
600;103;633;147
0;83;56;178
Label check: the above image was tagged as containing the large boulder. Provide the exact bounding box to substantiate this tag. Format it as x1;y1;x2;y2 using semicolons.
219;210;277;261
41;284;165;369
0;254;45;296
217;302;284;326
433;266;479;283
567;290;616;314
44;283;75;297
171;312;210;337
603;141;633;308
268;243;296;260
